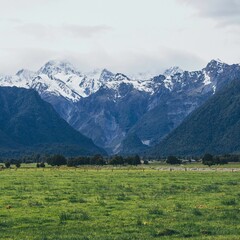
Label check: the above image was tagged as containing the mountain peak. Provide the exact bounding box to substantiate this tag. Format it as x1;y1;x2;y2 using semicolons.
38;60;78;75
211;58;224;64
115;73;130;81
206;59;226;69
16;69;35;79
85;68;102;80
164;66;183;77
100;69;114;81
130;71;156;80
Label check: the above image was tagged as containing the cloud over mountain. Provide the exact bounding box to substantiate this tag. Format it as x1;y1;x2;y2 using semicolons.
178;0;240;27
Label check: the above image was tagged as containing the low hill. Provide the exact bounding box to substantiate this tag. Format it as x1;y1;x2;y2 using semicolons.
0;87;106;157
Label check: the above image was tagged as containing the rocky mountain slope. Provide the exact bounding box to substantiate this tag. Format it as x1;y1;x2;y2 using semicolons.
149;79;240;156
1;59;240;154
0;87;106;157
121;60;240;154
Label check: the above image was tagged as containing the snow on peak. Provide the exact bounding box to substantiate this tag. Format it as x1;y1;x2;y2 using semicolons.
115;73;130;81
206;59;226;69
203;70;211;85
162;67;183;91
130;71;157;80
205;59;227;75
0;59;233;102
212;58;224;64
85;68;102;80
164;66;183;77
16;69;35;80
100;69;114;81
38;60;78;76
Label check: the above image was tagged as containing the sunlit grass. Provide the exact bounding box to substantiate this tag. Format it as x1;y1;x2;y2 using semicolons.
0;167;239;239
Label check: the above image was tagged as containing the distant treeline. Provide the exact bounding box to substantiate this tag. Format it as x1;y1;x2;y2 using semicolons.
159;154;240;166
1;153;240;168
50;154;142;166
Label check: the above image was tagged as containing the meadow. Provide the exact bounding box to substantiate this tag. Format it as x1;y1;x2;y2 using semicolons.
0;166;239;240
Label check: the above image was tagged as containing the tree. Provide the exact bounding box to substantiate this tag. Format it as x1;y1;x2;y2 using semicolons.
166;156;181;164
39;162;45;168
143;160;149;164
15;162;21;168
218;158;228;165
67;158;76;167
5;162;11;168
46;155;67;166
202;153;214;166
133;155;141;165
109;155;124;165
91;154;106;165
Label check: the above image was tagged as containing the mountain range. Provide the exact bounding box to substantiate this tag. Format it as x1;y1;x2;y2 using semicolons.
1;59;240;155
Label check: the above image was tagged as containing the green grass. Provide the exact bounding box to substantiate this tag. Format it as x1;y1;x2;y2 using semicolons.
0;167;239;239
148;161;240;168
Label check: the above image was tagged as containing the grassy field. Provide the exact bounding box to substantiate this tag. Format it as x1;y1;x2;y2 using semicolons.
0;167;240;239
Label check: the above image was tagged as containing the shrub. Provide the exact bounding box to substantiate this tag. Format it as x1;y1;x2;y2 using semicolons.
109;155;124;165
40;162;45;168
46;155;67;166
67;157;92;166
125;155;141;165
166;156;181;164
37;162;45;168
15;162;21;168
91;154;106;165
5;162;11;168
202;153;214;166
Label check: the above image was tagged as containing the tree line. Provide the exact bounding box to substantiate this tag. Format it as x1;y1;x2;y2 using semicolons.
165;153;235;166
47;154;142;167
1;153;239;168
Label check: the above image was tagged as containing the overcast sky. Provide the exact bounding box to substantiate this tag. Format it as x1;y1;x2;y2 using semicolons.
0;0;240;75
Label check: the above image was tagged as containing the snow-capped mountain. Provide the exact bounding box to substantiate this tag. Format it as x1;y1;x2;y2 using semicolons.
0;59;239;154
0;60;161;101
0;59;226;101
163;66;184;77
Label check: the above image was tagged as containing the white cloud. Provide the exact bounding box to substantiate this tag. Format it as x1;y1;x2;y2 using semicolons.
16;24;112;39
0;48;58;74
0;46;205;76
178;0;240;26
0;0;239;74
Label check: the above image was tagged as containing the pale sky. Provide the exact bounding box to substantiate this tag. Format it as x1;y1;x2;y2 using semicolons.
0;0;240;75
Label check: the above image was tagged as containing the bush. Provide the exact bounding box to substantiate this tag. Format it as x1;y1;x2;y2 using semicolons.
67;157;91;167
91;154;106;165
46;155;67;166
109;155;124;165
125;155;141;165
202;153;215;166
15;162;21;168
133;155;141;165
202;153;227;166
166;156;181;164
5;162;11;168
40;162;45;168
